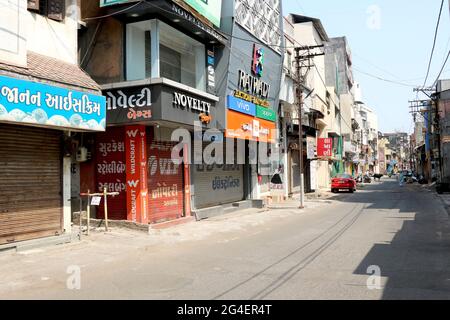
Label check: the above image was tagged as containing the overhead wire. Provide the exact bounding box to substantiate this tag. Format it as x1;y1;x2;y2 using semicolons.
422;0;445;87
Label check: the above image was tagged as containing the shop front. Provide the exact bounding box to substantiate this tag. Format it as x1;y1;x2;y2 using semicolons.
92;81;219;224
0;73;106;245
222;32;282;202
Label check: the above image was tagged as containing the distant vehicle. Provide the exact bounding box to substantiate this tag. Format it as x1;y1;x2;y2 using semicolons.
332;173;357;193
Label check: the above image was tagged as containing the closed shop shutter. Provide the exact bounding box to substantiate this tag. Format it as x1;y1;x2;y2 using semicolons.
0;124;62;245
193;142;244;209
148;141;185;224
95;127;127;220
289;148;301;194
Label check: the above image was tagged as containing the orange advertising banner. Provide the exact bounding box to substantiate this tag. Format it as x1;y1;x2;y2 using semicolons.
225;110;276;143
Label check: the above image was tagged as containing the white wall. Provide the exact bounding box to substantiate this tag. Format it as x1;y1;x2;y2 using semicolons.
0;0;78;66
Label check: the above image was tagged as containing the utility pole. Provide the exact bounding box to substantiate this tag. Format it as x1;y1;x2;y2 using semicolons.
294;45;324;209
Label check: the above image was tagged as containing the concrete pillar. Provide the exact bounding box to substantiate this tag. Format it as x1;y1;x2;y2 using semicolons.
63;156;72;234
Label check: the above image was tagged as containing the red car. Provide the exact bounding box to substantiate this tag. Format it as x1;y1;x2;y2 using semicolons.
331;173;357;193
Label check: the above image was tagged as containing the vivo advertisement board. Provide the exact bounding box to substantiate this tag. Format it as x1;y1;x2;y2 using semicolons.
0;75;106;131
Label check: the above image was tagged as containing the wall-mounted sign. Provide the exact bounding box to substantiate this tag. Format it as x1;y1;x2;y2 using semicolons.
227;95;256;117
206;47;216;94
125;125;148;224
225;110;275;143
306;137;316;160
173;92;211;114
233;90;270;108
256;105;276;122
252;44;264;78
103;83;218;128
238;70;271;99
181;0;222;27
317;138;333;158
0;75;106;131
99;0;135;7
171;2;225;44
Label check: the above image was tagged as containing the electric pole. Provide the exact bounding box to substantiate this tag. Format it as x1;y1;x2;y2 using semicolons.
294;45;324;209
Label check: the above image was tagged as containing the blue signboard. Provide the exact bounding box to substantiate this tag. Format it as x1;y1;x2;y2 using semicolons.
0;75;106;131
227;95;256;117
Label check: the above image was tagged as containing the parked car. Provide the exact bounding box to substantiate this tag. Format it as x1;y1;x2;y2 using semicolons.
332;173;357;193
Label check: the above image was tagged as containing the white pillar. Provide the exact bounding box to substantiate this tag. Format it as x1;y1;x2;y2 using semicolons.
150;19;160;78
63;156;72;234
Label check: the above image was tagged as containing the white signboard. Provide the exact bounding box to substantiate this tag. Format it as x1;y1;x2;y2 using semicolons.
91;196;102;206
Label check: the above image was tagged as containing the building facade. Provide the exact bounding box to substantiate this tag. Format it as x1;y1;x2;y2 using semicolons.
0;0;106;245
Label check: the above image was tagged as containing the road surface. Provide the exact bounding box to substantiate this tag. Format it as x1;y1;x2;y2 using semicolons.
1;179;450;300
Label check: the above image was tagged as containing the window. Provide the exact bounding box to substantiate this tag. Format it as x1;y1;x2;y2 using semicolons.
27;0;65;21
126;19;206;91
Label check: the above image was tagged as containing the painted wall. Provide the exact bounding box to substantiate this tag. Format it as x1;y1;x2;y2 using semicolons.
0;0;79;66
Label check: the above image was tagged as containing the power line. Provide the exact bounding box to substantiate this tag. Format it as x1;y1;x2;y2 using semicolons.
353;67;418;88
432;50;450;88
423;0;445;87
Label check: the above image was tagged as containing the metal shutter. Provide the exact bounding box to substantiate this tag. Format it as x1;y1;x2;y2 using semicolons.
148;141;185;224
0;124;62;245
95;127;127;220
193;142;244;209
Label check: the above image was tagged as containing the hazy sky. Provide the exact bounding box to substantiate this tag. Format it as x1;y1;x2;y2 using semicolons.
282;0;450;133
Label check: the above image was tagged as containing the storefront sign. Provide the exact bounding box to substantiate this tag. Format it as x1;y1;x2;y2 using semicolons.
104;83;218;128
317;138;333;158
0;75;106;131
233;90;270;108
173;91;211;114
171;3;225;43
238;70;271;99
227;95;256;116
307;137;316;160
225;110;275;143
106;87;151;111
95;127;127;220
256;105;276;122
99;0;135;7
125;125;148;224
207;48;216;94
181;0;222;27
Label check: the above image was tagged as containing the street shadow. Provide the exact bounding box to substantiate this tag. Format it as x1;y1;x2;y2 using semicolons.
332;179;450;299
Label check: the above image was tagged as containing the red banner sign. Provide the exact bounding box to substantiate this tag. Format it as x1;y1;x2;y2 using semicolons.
317;138;333;158
125;125;148;224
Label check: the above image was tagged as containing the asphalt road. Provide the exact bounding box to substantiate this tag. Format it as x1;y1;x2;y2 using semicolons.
2;178;450;300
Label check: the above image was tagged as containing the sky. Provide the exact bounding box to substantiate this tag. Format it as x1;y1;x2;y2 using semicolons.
282;0;450;134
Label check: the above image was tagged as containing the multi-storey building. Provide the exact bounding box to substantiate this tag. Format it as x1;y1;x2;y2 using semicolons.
77;0;284;223
0;0;106;246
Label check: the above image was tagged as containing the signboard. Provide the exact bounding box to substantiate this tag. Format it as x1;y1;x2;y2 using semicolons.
91;197;102;206
181;0;222;27
225;110;275;143
317;138;333;158
104;83;219;128
256;105;276;122
125;125;148;224
0;75;106;131
95;127;127;220
227;95;256;116
306;137;316;160
100;0;136;7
